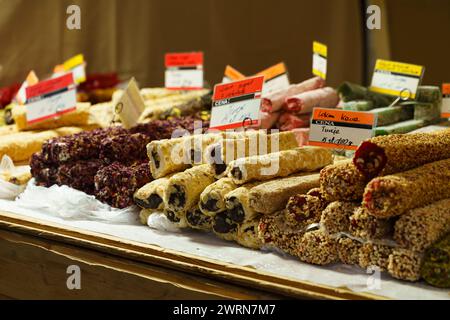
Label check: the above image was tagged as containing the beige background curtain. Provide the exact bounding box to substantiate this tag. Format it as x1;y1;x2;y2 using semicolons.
0;0;364;88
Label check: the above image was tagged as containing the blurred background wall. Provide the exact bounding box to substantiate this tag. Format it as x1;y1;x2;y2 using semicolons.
0;0;448;89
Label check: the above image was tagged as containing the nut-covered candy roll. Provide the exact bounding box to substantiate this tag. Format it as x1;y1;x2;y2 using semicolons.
337;237;362;265
212;211;238;242
285;189;329;226
319;160;367;202
186;204;213;231
199;177;238;216
139;209;154;225
421;233;450;288
296;230;339;265
133;175;173;210
236;217;263;250
349;207;393;240
228;147;332;185
358;243;393;271
363;159;450;218
165;164;215;212
224;182;261;223
393;198;450;252
57;159;104;195
207;131;299;177
249;173;320;215
387;249;423;282
320;201;359;235
353;129;450;179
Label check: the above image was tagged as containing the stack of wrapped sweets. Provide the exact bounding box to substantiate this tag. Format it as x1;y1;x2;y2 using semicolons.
259;77;339;135
30;116;207;208
309;130;450;287
337;82;443;136
134;129;334;251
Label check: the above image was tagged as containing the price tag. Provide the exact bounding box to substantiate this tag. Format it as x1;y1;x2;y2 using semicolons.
165;52;203;90
15;71;39;105
442;83;450;118
370;59;424;99
63;54;86;84
312;41;327;80
308;108;377;151
25;73;76;124
114;78;146;129
222;65;245;83
256;62;290;95
210;76;264;130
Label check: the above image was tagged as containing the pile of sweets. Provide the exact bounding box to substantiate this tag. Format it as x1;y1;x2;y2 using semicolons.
135;129;338;250
260;129;450;288
30;116;208;208
337;82;442;136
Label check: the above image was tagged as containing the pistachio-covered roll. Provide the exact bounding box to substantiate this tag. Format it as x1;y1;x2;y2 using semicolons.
212;211;238;242
236;217;263;250
421;233;450;288
199;177;238;216
133;175;173;210
363;159;450;218
249;173;320;215
165;164;215;212
224;182;261;223
228;147;332;185
139;208;154;225
186;204;213;231
207;131;299;177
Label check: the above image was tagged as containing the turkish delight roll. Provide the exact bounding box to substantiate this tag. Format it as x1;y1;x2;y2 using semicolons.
224;182;261;223
353;129;450;179
164;208;189;228
421;233;450;288
319;160;367;202
387;249;423;282
284;87;339;114
186;204;213;231
393;199;450;252
99;133;151;164
199;177;238;216
320;201;359;235
358;243;393;271
337;237;362;265
249;173;320;215
57;159;104;195
296;230;339;265
341;100;374;111
374;119;425;136
30;152;58;187
284;192;327;226
165;164;215;212
369;106;413;126
363;159;450;218
94;161;152;208
133;175;173;210
139;209;154;225
349;207;393;240
236;217;263;250
212;211;238;242
228;147;331;185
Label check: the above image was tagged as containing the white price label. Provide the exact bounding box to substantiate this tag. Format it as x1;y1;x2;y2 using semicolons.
443;84;450;118
313;41;327;80
165;52;204;90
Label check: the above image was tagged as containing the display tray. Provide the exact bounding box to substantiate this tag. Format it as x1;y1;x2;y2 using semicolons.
0;204;448;300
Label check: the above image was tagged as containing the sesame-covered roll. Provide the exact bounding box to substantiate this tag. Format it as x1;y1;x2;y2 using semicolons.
207;131;299;177
393;199;450;252
284;190;328;226
200;177;238;216
296;230;339;265
349;207;393;240
421;233;450;288
363;159;450;218
224;182;262;223
353;129;450;179
387;249;423;282
249;173;320;215
320;201;359;235
319;160;367;202
337;237;362;265
186;204;213;231
212;211;238;242
165;164;215;212
133;175;173;210
236;217;263;250
358;243;393;271
228;147;332;185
